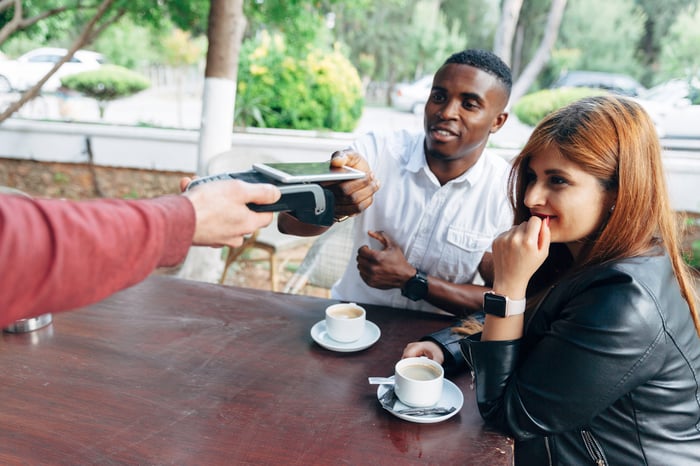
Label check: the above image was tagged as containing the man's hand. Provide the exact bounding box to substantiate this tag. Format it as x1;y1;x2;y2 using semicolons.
356;230;415;290
327;150;380;219
180;177;280;248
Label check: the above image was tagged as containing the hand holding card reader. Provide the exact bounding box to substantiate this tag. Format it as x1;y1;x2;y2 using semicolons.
185;162;364;226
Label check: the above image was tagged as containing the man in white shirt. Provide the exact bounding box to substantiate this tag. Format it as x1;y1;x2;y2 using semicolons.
280;49;513;316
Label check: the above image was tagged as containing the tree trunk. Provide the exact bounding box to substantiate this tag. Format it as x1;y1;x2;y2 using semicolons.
637;17;659;87
493;0;524;66
177;0;247;283
509;0;568;105
197;0;246;176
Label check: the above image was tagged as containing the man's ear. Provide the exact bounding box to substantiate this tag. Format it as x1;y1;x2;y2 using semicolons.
490;112;509;134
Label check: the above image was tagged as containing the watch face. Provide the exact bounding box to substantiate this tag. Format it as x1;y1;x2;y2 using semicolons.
483;292;507;318
402;272;428;301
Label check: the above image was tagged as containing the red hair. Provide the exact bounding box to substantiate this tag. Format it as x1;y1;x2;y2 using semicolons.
509;96;699;335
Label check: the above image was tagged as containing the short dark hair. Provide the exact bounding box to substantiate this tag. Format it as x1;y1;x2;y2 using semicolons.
444;49;512;97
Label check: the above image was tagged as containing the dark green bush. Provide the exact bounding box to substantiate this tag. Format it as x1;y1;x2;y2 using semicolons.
61;65;150;118
689;240;700;269
235;31;364;132
512;87;606;127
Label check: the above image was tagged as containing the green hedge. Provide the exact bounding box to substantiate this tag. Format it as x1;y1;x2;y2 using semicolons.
61;65;150;101
235;32;364;132
512;87;606;127
61;65;150;118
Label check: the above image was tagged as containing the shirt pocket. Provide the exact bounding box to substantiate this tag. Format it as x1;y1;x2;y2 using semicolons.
438;227;492;283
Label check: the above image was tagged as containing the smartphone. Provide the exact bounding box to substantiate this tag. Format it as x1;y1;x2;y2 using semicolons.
252;161;366;184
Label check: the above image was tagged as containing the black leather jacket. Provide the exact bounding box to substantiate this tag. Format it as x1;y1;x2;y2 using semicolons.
428;254;700;465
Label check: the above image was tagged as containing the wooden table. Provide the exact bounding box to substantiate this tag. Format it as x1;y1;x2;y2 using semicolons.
0;276;513;465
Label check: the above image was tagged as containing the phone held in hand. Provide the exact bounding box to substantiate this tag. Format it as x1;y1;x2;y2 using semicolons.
252;162;366;184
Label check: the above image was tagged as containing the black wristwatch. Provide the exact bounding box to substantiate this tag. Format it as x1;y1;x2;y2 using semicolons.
483;291;526;317
401;269;429;301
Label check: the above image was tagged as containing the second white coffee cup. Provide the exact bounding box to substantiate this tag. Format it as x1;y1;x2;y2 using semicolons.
394;357;444;407
325;302;366;342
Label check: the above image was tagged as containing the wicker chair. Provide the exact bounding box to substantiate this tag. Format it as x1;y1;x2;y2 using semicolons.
208;151;316;291
219;216;312;291
283;218;355;296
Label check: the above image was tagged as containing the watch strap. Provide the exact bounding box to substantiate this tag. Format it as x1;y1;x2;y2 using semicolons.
483;291;526;317
401;269;429;301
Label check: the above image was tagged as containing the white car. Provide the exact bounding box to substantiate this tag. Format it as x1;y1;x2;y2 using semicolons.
634;79;700;139
0;47;105;93
390;75;433;114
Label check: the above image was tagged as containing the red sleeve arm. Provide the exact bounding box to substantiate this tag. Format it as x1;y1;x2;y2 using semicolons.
0;194;195;327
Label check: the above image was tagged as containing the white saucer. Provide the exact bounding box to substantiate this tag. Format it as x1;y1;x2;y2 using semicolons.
310;320;380;352
377;376;463;424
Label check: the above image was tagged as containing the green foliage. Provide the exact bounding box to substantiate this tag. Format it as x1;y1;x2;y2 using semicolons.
332;0;417;84
235;32;363;132
160;28;205;67
440;0;499;51
512;87;606;127
0;0;209;58
61;65;150;118
659;6;700;82
91;18;159;68
683;239;700;269
633;0;699;84
406;1;469;80
61;65;150;101
542;0;646;88
332;0;467;85
244;0;346;49
53;172;69;184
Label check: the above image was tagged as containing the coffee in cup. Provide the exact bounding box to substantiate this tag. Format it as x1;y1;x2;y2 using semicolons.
394;357;444;407
324;302;366;342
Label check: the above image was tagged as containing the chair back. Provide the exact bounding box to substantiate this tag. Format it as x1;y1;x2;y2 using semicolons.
0;186;31;197
283;219;355;294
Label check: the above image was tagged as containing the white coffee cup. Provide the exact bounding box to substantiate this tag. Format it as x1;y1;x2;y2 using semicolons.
324;302;366;343
394;357;444;408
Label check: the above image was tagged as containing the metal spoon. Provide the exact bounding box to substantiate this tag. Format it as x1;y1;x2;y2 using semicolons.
368;377;395;385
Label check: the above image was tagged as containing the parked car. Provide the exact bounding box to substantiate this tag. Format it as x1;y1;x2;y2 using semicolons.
552;71;646;97
634;78;700;138
0;47;105;93
390;75;433;114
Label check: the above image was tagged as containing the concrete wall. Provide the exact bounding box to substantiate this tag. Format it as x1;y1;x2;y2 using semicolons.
0;119;354;173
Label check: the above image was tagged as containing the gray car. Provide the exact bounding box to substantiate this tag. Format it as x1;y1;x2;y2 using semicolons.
552;71;646;97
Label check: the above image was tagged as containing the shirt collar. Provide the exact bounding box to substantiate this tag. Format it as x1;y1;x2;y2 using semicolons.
409;137;488;187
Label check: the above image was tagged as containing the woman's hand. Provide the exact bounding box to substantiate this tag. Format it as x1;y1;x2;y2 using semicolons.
482;216;550;341
402;341;445;365
491;216;551;298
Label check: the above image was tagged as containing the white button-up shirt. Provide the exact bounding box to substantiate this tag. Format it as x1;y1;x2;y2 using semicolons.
331;130;513;314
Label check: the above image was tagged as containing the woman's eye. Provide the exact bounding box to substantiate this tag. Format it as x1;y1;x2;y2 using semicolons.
550;176;568;186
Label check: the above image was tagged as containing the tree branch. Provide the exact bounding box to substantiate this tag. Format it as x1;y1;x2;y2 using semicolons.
510;0;568;104
0;2;98;46
85;7;127;44
16;6;71;29
0;0;18;14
